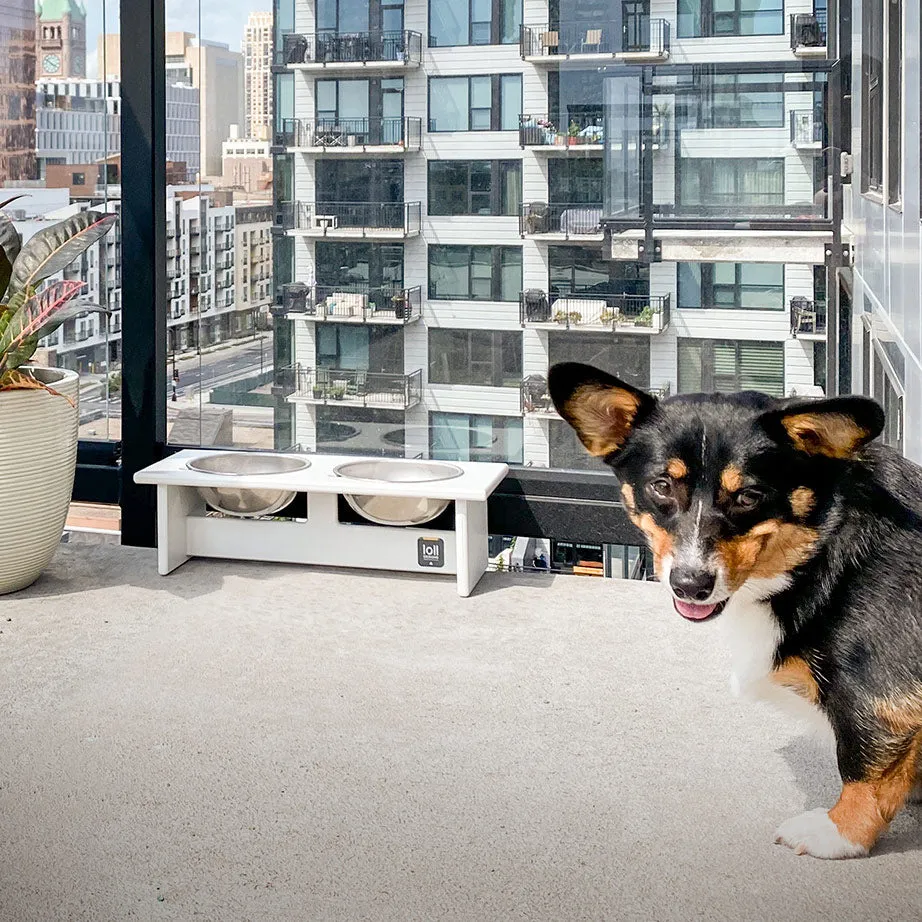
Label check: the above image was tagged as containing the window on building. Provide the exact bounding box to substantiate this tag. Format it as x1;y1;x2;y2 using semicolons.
316;324;404;373
887;0;901;203
678;158;785;210
429;0;521;46
316;159;404;203
677;339;785;397
861;0;884;193
548;333;650;390
677;263;785;310
428;245;523;300
428;160;522;216
548;158;603;204
549;247;649;297
677;0;783;37
548;420;608;471
430;412;524;463
678;73;785;128
72;171;86;185
428;75;522;131
428;329;522;386
316;242;404;292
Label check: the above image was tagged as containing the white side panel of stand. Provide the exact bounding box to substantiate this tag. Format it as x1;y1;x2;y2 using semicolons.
455;500;489;597
158;485;205;575
184;515;459;576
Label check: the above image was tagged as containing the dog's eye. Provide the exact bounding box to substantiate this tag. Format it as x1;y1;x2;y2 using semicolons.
734;488;764;511
647;478;673;501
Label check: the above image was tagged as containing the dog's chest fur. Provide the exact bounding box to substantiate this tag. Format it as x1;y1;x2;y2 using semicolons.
717;578;835;744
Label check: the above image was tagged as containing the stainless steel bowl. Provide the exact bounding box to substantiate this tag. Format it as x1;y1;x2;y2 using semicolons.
187;452;310;517
333;459;463;526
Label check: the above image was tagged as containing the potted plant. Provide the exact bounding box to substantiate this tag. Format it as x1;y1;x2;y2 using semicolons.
331;384;346;400
0;204;117;594
567;310;582;324
553;310;569;323
312;385;325;399
635;306;655;327
567;121;581;146
599;307;616;324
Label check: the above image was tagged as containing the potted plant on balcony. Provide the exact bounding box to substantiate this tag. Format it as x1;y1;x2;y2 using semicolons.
331;384;346;400
567;121;581;146
635;306;655;327
0;206;117;594
567;310;582;324
312;384;325;399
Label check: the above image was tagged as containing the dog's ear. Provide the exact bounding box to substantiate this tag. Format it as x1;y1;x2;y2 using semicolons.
759;396;885;459
548;362;658;458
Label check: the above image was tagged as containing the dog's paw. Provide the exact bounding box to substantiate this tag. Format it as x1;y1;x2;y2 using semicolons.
774;808;868;859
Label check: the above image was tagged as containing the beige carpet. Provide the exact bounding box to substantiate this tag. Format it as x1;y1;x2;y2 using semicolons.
1;543;920;922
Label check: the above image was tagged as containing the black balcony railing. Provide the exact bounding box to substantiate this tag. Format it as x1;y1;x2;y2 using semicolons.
790;109;823;146
520;18;669;58
521;374;671;415
277;201;422;236
520;202;604;237
279;30;422;67
519;114;604;148
290;364;422;409
280;282;422;323
790;297;827;335
790;12;826;48
520;289;671;333
275;116;422;151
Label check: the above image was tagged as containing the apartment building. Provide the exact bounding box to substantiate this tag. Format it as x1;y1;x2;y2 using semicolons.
0;0;36;184
234;202;274;331
270;0;830;468
36;77;201;178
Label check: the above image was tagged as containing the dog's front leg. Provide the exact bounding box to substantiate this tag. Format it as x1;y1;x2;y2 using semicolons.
774;723;921;858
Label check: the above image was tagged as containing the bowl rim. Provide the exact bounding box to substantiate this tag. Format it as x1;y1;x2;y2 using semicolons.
186;452;311;476
332;459;464;483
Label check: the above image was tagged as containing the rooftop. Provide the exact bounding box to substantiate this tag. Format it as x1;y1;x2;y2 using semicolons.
3;543;920;920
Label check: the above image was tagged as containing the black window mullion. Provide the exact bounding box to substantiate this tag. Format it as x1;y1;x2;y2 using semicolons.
491;75;501;130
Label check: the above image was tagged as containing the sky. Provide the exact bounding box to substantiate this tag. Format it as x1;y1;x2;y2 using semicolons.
84;1;271;77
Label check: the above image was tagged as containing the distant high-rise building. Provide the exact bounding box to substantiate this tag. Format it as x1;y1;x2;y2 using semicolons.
35;0;86;78
0;0;37;183
99;31;244;178
242;11;273;141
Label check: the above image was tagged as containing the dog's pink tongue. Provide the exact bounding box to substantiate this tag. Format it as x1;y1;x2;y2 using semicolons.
673;599;717;621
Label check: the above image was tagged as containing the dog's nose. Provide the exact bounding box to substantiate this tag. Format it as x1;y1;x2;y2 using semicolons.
670;569;716;602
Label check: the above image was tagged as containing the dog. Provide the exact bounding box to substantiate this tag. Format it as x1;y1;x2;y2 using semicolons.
548;361;922;859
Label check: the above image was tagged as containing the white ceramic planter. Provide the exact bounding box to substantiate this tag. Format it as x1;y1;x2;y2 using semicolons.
0;367;79;594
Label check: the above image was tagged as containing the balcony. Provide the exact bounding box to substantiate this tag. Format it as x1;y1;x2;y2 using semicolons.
289;364;422;410
519;115;603;154
790;296;827;338
278;202;422;239
520;18;669;63
790;109;823;149
280;283;422;324
520;203;604;241
278;30;422;71
790;12;826;56
274;117;422;154
522;375;670;418
520;290;671;335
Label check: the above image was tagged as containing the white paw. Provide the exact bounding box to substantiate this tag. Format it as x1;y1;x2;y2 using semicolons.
774;808;868;859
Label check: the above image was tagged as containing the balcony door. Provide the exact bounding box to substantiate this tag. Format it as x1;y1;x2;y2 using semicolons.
317;0;404;34
621;1;649;52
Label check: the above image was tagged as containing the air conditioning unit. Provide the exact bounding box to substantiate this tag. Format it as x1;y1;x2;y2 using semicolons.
793;13;824;47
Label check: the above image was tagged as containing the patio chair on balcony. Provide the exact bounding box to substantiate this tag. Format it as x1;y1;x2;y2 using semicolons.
540;31;559;54
285;35;309;64
523;289;551;322
791;296;817;335
581;29;603;53
348;370;368;397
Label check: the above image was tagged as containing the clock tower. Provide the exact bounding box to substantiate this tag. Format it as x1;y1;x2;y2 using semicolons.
36;0;86;79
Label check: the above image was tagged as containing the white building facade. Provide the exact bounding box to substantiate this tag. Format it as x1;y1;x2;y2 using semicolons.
243;10;274;140
272;0;830;467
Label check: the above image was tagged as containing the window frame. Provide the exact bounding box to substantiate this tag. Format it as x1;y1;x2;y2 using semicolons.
677;338;786;396
428;0;522;47
428;328;523;387
677;0;784;38
677;262;785;311
427;159;522;216
861;0;884;194
428;74;522;132
428;244;523;301
676;157;786;208
429;411;525;464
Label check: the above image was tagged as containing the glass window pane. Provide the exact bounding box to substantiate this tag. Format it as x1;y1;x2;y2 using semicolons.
678;263;702;308
499;248;523;302
429;0;469;45
428;245;470;298
429;77;469;131
500;75;522;131
500;0;522;44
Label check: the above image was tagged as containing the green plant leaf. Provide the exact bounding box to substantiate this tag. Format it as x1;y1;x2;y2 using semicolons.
0;280;99;374
0;197;24;302
7;211;117;299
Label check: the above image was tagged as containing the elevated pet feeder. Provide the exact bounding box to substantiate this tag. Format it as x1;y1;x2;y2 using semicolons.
135;450;509;596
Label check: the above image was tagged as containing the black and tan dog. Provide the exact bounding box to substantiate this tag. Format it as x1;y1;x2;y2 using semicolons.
549;361;922;859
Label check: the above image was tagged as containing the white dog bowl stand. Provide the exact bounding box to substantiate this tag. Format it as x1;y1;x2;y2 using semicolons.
134;450;509;597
